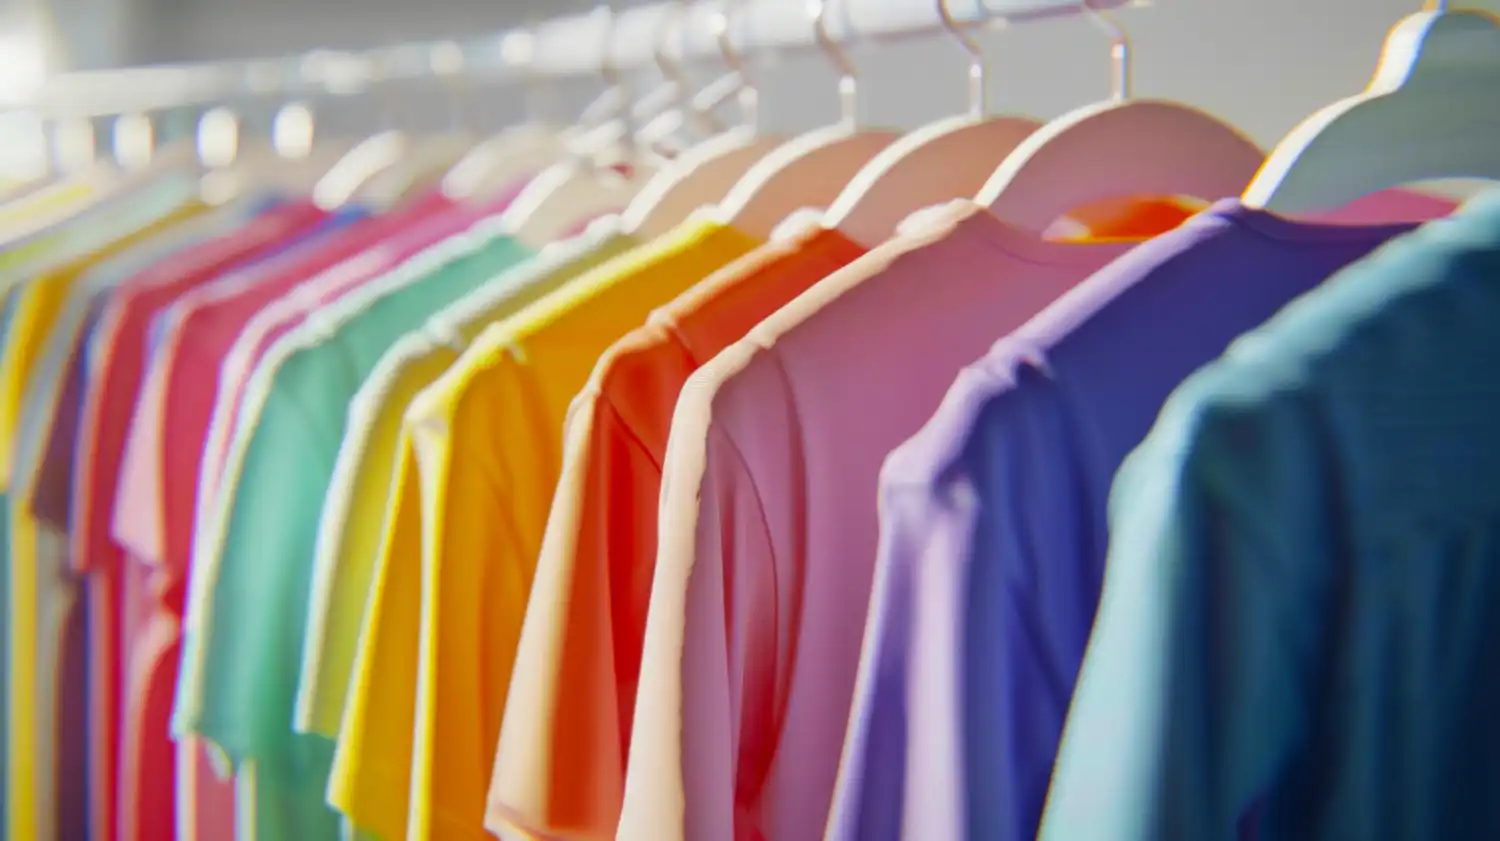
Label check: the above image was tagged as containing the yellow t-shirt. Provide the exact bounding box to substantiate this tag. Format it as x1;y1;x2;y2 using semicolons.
0;177;102;258
299;227;637;739
4;201;203;841
330;215;757;841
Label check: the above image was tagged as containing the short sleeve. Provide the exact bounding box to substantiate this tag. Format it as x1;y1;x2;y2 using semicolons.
618;388;783;841
408;358;544;840
329;431;425;841
176;382;332;762
1039;372;1333;841
489;390;661;838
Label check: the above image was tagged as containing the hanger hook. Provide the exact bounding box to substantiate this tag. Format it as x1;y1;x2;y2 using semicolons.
693;0;760;134
598;3;621;93
808;0;858;129
655;1;691;101
1081;0;1131;102
937;0;986;120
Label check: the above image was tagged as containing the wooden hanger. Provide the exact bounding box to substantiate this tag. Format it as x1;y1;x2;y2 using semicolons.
442;122;567;202
977;1;1263;233
358;131;474;207
622;0;786;240
306;51;414;208
716;0;900;241
823;0;1041;247
1242;4;1500;215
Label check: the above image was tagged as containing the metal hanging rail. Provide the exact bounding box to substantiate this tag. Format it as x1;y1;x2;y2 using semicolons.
20;0;1137;119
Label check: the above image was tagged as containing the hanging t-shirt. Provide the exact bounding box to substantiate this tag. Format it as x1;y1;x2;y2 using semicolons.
302;221;635;742
618;201;1170;841
96;200;446;841
333;215;757;841
177;227;531;841
12;198;275;841
831;202;1426;841
489;224;864;841
1041;189;1500;841
68;199;341;841
110;197;452;590
2;192;206;841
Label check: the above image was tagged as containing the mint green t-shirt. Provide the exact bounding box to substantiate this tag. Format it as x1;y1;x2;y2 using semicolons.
176;228;531;841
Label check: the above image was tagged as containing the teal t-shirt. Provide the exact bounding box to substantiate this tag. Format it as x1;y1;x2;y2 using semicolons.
176;228;530;841
1042;189;1500;841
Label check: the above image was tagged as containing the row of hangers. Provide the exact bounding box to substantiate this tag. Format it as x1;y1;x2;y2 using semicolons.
41;0;1500;254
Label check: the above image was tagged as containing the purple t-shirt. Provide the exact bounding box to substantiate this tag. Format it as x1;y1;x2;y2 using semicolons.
829;201;1428;841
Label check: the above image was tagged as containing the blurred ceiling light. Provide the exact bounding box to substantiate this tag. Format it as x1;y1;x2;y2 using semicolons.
272;101;315;158
197;106;240;168
112;112;154;170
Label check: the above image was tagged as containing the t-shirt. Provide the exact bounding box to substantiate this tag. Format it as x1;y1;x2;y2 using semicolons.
832;203;1424;841
0;176;195;301
618;202;1158;841
489;225;864;840
2;195;206;841
177;228;531;841
324;225;637;841
1040;189;1500;841
0;290;19;839
334;215;756;841
171;197;462;567
11;198;274;841
302;222;635;741
111;199;453;589
68;199;338;841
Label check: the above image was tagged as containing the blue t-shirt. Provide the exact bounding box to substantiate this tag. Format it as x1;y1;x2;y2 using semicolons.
832;202;1421;841
1043;189;1500;841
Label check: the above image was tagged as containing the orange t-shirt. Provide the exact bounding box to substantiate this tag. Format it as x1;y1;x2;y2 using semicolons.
488;224;867;840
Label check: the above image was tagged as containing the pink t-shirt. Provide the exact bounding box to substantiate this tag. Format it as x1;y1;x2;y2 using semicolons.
66;200;331;841
97;196;455;841
621;203;1142;841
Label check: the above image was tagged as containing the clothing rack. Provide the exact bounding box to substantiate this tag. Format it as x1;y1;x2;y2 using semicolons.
25;0;1135;119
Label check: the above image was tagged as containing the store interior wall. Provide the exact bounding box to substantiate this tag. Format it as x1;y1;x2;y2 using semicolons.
13;0;1500;151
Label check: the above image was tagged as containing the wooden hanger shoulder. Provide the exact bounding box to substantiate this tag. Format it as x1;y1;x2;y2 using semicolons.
621;127;787;240
359;133;475;207
978;99;1264;232
1243;10;1500;215
441;124;567;202
499;159;656;250
714;126;901;240
312;129;408;210
823;114;1042;247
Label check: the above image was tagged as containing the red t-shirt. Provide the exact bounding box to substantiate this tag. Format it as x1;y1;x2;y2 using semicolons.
55;199;331;841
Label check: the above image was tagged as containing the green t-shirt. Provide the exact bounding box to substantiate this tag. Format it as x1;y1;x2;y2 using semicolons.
176;224;530;841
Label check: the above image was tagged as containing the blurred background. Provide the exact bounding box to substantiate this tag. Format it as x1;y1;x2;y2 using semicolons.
2;0;1497;174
